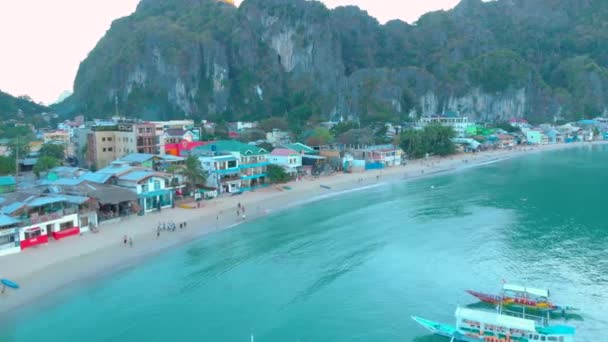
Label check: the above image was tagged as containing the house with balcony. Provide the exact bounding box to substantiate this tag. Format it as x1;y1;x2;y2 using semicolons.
192;140;269;192
269;148;302;175
116;170;173;213
351;145;403;167
197;152;241;194
0;193;90;253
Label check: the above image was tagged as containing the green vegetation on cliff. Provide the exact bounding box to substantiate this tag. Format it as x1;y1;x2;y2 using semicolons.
61;0;608;123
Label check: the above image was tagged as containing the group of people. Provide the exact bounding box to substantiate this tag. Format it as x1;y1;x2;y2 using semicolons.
156;221;187;237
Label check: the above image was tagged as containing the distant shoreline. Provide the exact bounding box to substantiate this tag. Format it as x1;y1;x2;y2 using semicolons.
0;141;606;319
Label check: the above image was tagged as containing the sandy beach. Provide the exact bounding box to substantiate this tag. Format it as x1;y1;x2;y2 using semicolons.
0;141;605;315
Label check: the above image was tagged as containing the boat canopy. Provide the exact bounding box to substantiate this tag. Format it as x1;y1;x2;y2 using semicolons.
455;307;536;332
503;284;549;298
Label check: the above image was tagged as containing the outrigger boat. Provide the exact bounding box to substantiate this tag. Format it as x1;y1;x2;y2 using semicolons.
467;284;577;313
412;306;576;342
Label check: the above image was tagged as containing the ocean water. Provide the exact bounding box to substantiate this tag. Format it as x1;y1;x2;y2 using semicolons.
1;145;607;341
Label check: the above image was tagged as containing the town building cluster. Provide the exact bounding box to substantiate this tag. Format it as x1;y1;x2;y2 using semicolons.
1;112;606;258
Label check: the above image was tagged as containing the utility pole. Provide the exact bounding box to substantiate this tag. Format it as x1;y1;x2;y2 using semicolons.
14;136;19;188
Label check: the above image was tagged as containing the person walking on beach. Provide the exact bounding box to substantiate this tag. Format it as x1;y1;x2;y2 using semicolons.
123;235;127;245
129;237;133;247
157;229;160;238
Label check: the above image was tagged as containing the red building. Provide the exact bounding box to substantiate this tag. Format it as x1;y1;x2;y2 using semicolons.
164;140;213;156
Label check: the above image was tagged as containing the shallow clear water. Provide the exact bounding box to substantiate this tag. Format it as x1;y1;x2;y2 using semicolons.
1;146;607;341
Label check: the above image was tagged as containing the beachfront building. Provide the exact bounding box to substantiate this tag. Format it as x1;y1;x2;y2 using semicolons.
0;194;87;251
419;114;473;138
525;130;549;145
351;145;403;167
193;140;269;192
116;170;173;213
198;152;241;194
283;143;316;155
0;214;20;256
269;148;302;175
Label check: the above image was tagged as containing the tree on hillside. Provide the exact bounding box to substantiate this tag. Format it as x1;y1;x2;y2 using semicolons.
0;156;15;175
304;127;332;146
266;164;290;184
330;121;359;136
8;139;31;159
39;143;65;160
258;117;290;132
400;123;455;159
33;156;59;178
338;128;374;146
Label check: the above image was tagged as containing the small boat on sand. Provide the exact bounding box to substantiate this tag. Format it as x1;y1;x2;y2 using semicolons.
412;306;576;342
467;284;577;313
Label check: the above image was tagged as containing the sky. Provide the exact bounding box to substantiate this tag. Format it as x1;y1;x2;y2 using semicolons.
0;0;459;105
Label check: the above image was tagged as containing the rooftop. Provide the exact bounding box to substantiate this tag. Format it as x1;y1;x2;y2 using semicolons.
118;171;159;182
271;148;299;157
0;176;16;186
119;153;155;164
193;140;268;156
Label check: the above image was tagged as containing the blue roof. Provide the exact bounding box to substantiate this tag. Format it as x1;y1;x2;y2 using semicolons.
0;214;19;227
51;166;82;173
1;202;25;215
40;178;83;186
27;196;64;207
96;164;134;176
0;176;16;186
119;171;156;182
119;153;155;163
80;172;113;184
56;195;89;205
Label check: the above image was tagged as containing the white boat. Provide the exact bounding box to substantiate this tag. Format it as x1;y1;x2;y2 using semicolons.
412;306;575;342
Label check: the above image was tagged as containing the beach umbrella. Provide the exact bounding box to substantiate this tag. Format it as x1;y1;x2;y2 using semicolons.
1;278;19;293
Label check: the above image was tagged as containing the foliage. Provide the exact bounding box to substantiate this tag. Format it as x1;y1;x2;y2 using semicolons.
338;128;374;146
0;125;34;140
0;90;48;121
494;122;520;133
331;121;359;136
258;117;290;133
304;127;333;146
0;156;15;175
400;123;455;159
237;129;266;143
39;144;66;160
181;156;208;193
8;139;31;159
266;164;290;184
33;156;60;178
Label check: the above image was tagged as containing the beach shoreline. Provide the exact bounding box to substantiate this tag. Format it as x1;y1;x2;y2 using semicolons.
0;141;605;317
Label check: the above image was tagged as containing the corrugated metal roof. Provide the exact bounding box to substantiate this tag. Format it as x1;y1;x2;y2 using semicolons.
56;195;89;205
118;171;156;182
0;214;19;227
455;307;536;332
0;176;16;186
119;153;155;163
271;148;298;157
1;202;25;215
80;172;113;184
27;196;64;207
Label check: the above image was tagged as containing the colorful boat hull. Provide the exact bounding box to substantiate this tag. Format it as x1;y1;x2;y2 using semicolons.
466;290;560;312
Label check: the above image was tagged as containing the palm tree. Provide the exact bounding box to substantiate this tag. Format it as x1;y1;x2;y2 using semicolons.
181;156;208;194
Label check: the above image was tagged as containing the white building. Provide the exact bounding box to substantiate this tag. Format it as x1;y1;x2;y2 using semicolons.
266;129;291;147
116;171;173;213
419;115;473;138
269;148;302;175
198;153;242;194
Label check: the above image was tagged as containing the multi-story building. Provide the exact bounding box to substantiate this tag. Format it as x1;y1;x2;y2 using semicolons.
87;126;118;170
419;114;473;138
193;140;269;193
0;193;96;256
116;170;173;213
198;152;241;194
269;148;302;175
43;130;72;156
134;123;159;154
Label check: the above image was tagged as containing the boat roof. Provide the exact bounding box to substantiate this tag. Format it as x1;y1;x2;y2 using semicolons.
503;284;549;298
455;307;536;332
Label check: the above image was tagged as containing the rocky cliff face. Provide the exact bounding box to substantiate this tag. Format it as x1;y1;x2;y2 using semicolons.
61;0;608;124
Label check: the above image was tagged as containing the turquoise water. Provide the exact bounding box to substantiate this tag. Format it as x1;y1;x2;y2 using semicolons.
2;146;607;341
